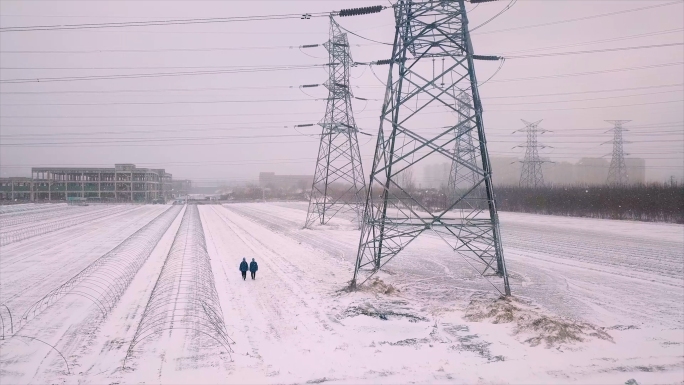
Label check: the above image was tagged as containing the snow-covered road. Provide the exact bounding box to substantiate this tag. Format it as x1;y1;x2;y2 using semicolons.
0;203;682;384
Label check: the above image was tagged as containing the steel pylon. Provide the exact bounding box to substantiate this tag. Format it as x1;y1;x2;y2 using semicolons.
305;16;366;228
516;119;548;188
352;0;510;296
448;91;483;207
605;120;630;186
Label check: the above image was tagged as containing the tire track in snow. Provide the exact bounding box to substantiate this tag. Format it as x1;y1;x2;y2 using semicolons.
200;207;270;375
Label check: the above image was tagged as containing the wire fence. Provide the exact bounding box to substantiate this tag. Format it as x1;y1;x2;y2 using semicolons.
0;205;136;246
19;205;183;329
125;204;233;364
0;204;89;228
0;203;67;215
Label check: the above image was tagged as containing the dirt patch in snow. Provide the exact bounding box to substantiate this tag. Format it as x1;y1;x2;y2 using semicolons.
353;277;399;295
464;295;613;348
340;303;427;323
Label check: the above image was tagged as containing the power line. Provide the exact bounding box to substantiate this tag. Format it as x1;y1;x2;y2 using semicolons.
2;60;679;86
0;44;339;54
4;89;681;108
0;5;387;32
482;84;684;99
0;98;321;106
488;62;683;83
1;82;680;97
472;0;683;36
2;122;680;138
470;0;518;32
6;90;682;106
333;19;393;46
0;11;332;32
486;99;683;112
484;89;684;105
0;64;328;84
4;42;680;69
505;42;684;59
497;28;683;55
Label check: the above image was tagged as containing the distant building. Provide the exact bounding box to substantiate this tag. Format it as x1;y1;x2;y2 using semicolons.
0;177;33;201
171;179;192;197
0;163;182;202
625;158;646;184
259;172;311;190
30;164;170;202
418;158;522;188
574;158;609;185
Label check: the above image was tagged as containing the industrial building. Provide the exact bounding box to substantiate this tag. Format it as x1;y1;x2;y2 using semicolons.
1;163;184;202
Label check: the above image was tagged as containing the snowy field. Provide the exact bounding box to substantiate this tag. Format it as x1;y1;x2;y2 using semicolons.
0;202;682;384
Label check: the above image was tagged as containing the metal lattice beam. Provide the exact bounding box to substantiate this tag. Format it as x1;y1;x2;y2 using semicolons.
305;16;366;229
352;0;510;296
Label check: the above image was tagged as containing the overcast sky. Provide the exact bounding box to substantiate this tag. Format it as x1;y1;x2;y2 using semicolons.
1;0;682;185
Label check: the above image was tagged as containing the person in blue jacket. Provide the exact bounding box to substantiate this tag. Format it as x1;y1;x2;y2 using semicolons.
239;258;249;280
249;258;259;280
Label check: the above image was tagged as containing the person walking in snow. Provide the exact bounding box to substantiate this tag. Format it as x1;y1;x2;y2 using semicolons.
239;258;249;281
249;258;259;280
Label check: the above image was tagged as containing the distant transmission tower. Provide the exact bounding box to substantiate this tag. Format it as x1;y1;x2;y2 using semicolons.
305;16;366;228
605;120;630;185
448;92;482;207
352;1;510;295
516;119;549;188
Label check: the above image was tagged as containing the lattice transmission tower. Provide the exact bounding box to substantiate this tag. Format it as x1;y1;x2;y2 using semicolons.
516;119;549;188
352;0;510;295
605;120;630;185
448;92;483;207
305;16;366;229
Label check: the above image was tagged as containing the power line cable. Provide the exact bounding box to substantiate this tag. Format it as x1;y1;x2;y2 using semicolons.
3;88;680;108
505;42;684;59
1;82;680;97
0;64;328;84
487;62;683;83
0;43;362;54
0;11;332;32
497;28;684;55
0;97;322;106
469;0;518;32
333;19;393;45
2;122;680;137
486;99;683;112
472;0;683;36
3;60;679;86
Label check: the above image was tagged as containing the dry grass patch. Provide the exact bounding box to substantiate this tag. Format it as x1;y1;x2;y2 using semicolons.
465;295;613;348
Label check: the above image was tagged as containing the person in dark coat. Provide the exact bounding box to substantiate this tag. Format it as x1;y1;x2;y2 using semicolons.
249;258;258;280
239;258;248;280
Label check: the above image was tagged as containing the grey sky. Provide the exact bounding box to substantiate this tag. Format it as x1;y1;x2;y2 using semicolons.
1;0;682;185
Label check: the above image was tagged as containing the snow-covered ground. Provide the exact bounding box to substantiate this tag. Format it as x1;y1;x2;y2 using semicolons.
0;202;682;384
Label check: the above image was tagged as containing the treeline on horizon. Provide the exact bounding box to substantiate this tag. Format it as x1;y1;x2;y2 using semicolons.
494;183;684;224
